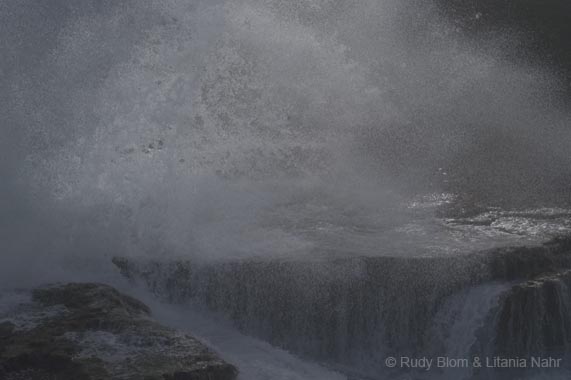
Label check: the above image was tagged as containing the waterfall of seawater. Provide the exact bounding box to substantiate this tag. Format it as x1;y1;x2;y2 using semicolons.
427;283;510;379
112;237;571;378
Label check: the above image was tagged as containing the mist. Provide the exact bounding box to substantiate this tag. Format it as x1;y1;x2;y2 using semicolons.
2;0;570;287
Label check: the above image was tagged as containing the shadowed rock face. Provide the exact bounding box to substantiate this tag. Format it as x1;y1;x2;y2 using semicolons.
0;283;238;380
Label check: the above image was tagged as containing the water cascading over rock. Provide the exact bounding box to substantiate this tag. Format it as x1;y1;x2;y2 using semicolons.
114;237;571;377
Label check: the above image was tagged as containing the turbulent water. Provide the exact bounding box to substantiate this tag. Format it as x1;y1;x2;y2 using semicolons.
1;0;571;379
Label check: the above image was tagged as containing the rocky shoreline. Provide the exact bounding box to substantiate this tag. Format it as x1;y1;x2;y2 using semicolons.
0;283;238;380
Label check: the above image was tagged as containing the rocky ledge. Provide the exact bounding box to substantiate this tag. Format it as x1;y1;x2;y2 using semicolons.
0;283;238;380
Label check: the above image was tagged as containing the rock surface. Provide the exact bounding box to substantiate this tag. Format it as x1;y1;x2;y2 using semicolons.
0;283;238;380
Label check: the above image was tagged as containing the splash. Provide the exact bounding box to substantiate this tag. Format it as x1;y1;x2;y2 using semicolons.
2;0;570;285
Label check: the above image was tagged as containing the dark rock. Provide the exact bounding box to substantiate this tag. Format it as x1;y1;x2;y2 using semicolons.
0;283;238;380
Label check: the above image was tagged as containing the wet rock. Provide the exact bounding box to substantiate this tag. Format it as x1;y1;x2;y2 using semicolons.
0;283;238;380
